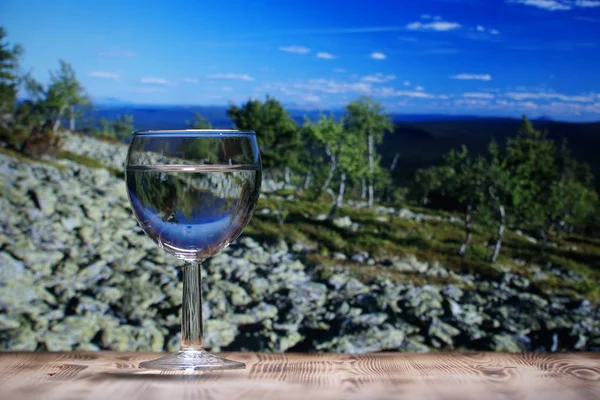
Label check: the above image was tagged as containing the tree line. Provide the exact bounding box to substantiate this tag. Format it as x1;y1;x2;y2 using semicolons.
411;119;598;262
1;26;598;263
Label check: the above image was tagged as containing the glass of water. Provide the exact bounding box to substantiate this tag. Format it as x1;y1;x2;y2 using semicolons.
125;130;261;370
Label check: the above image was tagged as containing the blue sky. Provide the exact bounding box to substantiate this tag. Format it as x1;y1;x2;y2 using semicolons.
3;0;600;120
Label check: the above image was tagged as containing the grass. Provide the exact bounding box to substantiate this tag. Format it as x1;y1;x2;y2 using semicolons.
57;150;124;178
0;146;124;179
0;146;66;170
246;195;600;301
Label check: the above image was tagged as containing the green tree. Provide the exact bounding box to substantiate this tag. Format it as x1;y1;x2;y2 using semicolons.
187;112;213;129
296;118;327;193
97;118;115;138
344;96;393;207
0;27;24;145
480;140;511;263
504;117;559;248
412;166;450;206
302;114;348;195
303;114;366;219
442;146;488;256
0;28;22;121
112;114;134;140
45;60;90;134
227;96;300;181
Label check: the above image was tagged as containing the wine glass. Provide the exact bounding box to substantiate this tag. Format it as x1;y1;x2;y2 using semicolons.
125;129;262;370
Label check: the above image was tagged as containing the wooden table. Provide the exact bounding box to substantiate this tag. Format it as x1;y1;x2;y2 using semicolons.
1;352;599;399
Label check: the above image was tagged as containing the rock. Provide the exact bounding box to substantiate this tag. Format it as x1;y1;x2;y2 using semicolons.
228;302;278;325
0;315;20;330
314;214;328;221
392;255;428;273
492;334;527;352
290;282;327;313
328;274;350;290
30;187;56;216
91;168;110;186
204;320;238;351
82;203;102;221
351;252;369;263
332;216;353;228
344;278;369;295
404;336;430;353
320;325;405;353
46;315;116;351
238;237;260;249
448;300;462;316
443;285;464;300
78;260;112;283
0;253;26;283
428;320;460;347
332;252;347;261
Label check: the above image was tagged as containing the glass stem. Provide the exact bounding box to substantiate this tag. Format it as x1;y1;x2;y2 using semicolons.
180;261;204;351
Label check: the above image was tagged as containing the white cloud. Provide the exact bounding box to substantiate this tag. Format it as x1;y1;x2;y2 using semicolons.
140;77;174;85
316;52;337;59
393;90;437;99
333;68;346;73
181;78;199;83
303;79;372;94
463;92;495;99
575;0;600;7
476;25;486;32
406;21;461;31
403;80;411;86
370;52;386;60
361;73;396;83
259;78;442;100
489;29;501;35
206;73;255;81
415;85;425;91
509;0;571;11
454;99;492;107
450;73;492;81
279;45;310;54
98;50;137;58
505;91;595;102
304;94;322;102
89;71;119;79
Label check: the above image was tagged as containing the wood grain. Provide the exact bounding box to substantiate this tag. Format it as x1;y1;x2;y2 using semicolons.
1;352;599;400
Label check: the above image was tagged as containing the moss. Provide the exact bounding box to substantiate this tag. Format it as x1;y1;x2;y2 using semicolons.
0;146;65;170
272;187;296;197
249;194;600;302
57;150;123;178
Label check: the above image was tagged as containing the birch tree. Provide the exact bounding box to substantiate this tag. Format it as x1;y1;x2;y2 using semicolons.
46;60;90;133
344;96;392;207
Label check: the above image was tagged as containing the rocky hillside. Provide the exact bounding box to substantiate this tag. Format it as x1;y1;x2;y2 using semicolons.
1;134;599;353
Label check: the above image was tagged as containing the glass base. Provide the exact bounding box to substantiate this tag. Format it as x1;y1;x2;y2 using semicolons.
139;350;246;371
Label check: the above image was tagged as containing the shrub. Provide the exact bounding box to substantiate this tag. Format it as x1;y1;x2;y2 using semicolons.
21;120;64;159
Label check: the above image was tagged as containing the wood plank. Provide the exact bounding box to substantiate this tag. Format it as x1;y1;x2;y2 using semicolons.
0;352;599;400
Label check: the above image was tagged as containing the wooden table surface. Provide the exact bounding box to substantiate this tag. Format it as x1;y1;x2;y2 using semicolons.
1;352;599;400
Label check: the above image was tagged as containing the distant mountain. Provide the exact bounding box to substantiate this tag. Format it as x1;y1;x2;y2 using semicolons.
82;104;600;189
381;118;600;191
